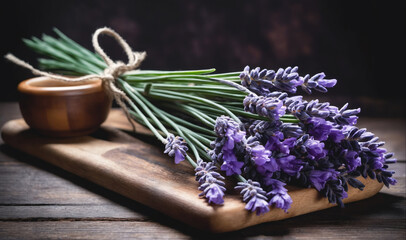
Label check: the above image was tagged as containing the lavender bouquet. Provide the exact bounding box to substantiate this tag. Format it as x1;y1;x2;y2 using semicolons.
11;29;396;215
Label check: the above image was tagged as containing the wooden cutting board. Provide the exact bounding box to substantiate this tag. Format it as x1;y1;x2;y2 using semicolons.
0;109;384;233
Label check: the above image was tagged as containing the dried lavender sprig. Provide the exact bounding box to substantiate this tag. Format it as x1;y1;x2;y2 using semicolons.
235;179;270;215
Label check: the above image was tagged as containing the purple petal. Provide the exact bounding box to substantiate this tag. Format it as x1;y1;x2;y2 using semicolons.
174;148;185;164
318;79;337;88
205;184;225;205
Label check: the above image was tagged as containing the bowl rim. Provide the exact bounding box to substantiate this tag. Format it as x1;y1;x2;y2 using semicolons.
18;76;104;96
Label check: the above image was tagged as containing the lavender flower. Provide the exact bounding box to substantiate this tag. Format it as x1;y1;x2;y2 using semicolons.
195;159;225;184
284;97;360;127
221;150;244;176
276;154;303;177
285;97;330;121
341;149;361;172
240;65;336;95
243;139;279;176
306;117;333;141
211;116;246;176
164;134;188;164
249;144;272;166
320;179;348;207
256;157;279;175
301;135;327;160
280;123;304;138
330;103;360;125
195;160;226;205
214;116;245;151
235;180;270;215
244;119;281;141
244;94;286;122
266;178;292;212
265;132;295;154
301;72;337;94
329;127;346;143
309;169;340;191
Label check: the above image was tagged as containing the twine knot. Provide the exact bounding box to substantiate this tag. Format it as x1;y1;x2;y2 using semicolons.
5;27;147;131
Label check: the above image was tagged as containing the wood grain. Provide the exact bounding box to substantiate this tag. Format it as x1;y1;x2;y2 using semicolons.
0;216;405;240
1;117;387;232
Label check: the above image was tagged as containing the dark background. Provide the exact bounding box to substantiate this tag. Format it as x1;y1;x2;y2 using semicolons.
1;0;405;116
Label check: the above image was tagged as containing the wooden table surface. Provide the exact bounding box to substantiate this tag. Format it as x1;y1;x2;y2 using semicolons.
0;102;405;239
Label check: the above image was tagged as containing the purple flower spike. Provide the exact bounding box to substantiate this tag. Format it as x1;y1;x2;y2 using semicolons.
303;136;326;160
250;145;271;166
164;134;188;164
276;154;303;177
302;72;337;94
333;103;361;125
329;127;345;143
268;194;293;212
235;179;270;215
266;179;292;212
224;128;246;151
199;177;225;205
265;132;295;154
244;94;286;122
307;117;333;141
341;149;361;172
245;196;270;215
240;66;337;95
195;160;226;205
212;116;246;176
195;159;225;184
221;150;244;176
309;169;339;191
214;116;245;150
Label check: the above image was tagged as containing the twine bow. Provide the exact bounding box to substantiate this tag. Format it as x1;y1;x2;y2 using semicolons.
5;27;147;131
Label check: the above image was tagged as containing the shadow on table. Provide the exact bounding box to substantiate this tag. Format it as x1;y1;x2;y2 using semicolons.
1;143;405;239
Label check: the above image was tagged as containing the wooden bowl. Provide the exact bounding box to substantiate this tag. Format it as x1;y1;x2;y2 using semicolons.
18;77;112;137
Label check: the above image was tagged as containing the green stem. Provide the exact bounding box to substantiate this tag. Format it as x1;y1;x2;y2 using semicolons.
120;82;170;136
149;89;241;123
158;110;215;137
235;175;247;183
122;94;166;143
209;77;253;95
122;81;203;162
124;68;216;76
186;155;197;168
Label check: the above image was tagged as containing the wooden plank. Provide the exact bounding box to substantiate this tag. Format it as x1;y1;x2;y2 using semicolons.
0;187;404;238
0;118;387;232
0;155;114;205
0;221;189;240
0;159;403;220
0;103;21;127
0;217;404;240
0;205;146;220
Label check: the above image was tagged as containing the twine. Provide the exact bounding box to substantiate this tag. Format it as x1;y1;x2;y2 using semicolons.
5;27;147;132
